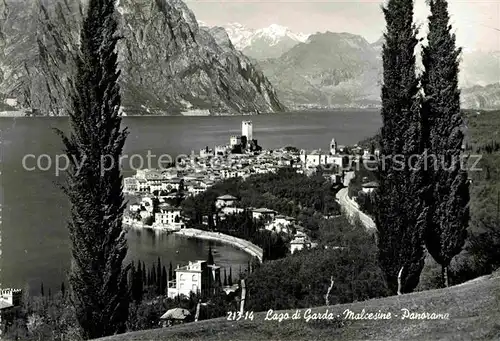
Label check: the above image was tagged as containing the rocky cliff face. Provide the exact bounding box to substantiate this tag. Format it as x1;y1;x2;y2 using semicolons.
0;0;285;115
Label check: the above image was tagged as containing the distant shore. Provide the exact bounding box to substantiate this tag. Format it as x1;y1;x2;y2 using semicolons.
175;228;264;262
0;111;27;117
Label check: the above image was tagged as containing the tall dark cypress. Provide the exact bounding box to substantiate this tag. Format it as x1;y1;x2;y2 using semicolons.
375;0;425;294
161;266;167;295
156;257;162;294
421;0;469;287
142;261;147;286
55;0;130;337
208;245;215;265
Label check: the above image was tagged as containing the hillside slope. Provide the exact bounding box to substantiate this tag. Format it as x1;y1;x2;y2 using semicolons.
95;272;500;341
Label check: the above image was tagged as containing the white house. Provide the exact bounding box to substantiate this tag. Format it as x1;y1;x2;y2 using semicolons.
162;179;182;192
129;202;142;212
220;207;245;216
361;181;379;194
215;195;238;209
137;179;149;193
167;261;221;298
123;177;139;193
155;204;182;225
214;145;228;156
290;236;312;254
252;208;277;221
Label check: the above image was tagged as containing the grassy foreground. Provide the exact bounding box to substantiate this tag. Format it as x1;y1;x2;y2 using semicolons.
95;272;500;341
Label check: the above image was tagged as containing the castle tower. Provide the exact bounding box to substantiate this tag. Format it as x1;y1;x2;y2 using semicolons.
242;121;253;142
330;138;337;155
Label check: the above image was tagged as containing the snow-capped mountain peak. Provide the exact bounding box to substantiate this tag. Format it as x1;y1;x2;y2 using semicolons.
253;24;309;47
221;23;309;50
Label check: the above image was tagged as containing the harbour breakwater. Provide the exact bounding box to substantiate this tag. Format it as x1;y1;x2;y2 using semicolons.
175;228;264;262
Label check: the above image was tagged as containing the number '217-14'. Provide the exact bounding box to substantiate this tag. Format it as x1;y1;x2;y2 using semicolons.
227;311;254;321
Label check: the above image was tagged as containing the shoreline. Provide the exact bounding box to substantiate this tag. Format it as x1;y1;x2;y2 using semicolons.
175;228;263;262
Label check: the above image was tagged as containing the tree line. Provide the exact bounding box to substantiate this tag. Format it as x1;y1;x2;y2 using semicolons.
375;0;469;293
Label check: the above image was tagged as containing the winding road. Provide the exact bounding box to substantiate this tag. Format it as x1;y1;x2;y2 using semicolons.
335;171;377;231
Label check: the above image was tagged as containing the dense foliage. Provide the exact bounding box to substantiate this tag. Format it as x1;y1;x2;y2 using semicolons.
181;167;340;236
54;0;130;338
462;110;500;276
245;216;387;311
420;0;469;287
375;0;425;294
214;212;290;260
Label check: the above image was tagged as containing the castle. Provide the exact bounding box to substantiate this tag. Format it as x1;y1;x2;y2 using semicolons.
199;120;261;157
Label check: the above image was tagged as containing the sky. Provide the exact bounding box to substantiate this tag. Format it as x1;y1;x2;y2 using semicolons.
187;0;500;51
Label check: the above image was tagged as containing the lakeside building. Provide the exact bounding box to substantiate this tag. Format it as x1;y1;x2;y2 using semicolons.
0;289;22;329
167;260;221;299
155;204;182;225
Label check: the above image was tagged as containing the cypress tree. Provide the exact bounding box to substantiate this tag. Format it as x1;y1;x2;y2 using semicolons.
156;257;162;294
169;262;173;281
142;261;147;286
375;0;425;294
40;282;44;297
420;0;469;287
55;0;130;336
228;268;233;286
208;245;215;265
152;265;157;290
61;282;66;296
129;262;136;294
132;262;143;303
161;266;167;295
223;268;228;286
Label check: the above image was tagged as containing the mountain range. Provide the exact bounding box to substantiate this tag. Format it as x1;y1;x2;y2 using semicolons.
0;0;498;115
218;23;309;61
221;23;500;110
0;0;285;115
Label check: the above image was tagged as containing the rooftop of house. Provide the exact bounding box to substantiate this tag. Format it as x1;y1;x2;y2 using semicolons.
252;208;277;214
158;204;181;211
290;236;311;245
362;181;379;188
175;260;205;273
217;194;237;200
275;215;295;221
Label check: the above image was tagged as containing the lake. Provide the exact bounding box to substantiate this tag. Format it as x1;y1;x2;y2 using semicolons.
0;110;381;294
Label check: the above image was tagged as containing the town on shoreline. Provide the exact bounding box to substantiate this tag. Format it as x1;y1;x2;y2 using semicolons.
122;120;380;299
